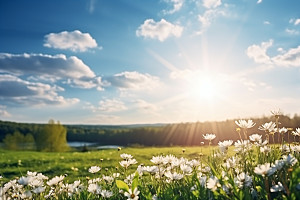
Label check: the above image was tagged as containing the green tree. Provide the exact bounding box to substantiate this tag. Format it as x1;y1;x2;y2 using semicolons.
36;119;69;152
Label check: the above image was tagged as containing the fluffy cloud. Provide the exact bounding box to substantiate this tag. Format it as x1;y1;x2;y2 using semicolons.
136;19;183;41
263;21;270;25
0;53;95;79
272;46;300;67
285;28;299;35
257;0;262;4
98;99;127;112
295;19;300;25
246;39;273;64
163;0;184;14
0;74;79;106
197;9;225;34
247;40;300;67
44;30;101;52
0;105;11;117
104;71;160;90
84;99;127;112
133;99;158;112
202;0;221;8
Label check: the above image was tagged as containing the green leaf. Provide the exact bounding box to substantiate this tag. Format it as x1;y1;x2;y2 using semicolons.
192;190;200;198
131;171;139;191
116;180;129;193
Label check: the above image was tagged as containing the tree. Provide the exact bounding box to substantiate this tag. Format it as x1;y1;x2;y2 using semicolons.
36;119;69;152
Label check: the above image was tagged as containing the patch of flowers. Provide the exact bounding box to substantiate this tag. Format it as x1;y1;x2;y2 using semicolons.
1;109;300;199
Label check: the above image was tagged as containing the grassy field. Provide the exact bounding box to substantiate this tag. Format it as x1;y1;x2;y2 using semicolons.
0;146;234;183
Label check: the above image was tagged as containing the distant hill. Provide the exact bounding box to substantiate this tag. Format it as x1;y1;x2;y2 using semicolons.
1;114;300;146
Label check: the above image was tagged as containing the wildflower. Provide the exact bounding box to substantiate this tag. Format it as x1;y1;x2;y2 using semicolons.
222;183;233;194
203;133;216;141
120;153;133;160
224;157;237;169
190;185;197;191
234;140;252;152
101;190;114;198
27;171;37;177
234;172;252;188
270;108;282;117
279;127;288;135
113;173;120;178
124;188;140;200
164;171;184;181
272;160;285;171
47;175;65;186
260;146;271;154
207;176;220;191
218;140;233;148
163;154;176;165
283;154;298;166
292;128;300;136
18;176;33;185
32;186;45;194
270;182;284;192
118;147;121;151
281;144;290;153
235;119;256;129
258;122;276;132
142;166;158;174
150;156;165;165
254;163;272;177
119;160;132;169
20;191;32;199
254;139;268;147
103;176;114;185
291;145;300;153
88;183;101;194
88;166;101;173
249;134;262;142
180;164;193;175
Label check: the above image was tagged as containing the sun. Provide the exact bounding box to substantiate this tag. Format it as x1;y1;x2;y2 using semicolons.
190;76;216;99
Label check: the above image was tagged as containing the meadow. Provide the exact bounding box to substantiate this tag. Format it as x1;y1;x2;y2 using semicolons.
0;146;225;183
1;114;300;200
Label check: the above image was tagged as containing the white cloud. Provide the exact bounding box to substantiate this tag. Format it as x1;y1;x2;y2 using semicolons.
202;0;221;9
246;39;273;64
44;30;101;52
0;53;95;79
196;9;225;34
263;21;270;25
0;105;11;117
285;28;299;35
98;99;127;112
0;74;79;106
277;47;285;53
133;99;159;112
295;19;300;25
136;19;183;41
105;71;160;90
246;40;300;67
272;46;300;67
257;0;262;4
163;0;184;14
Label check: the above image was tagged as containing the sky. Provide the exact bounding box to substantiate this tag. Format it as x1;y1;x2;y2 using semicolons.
0;0;300;125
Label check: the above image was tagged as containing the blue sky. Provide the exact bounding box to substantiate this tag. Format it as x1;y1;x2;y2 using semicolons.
0;0;300;124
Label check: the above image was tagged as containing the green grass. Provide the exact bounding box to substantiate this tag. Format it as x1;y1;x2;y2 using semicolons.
0;146;234;183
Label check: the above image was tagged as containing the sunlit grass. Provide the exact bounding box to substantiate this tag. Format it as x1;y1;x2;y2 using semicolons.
0;146;234;183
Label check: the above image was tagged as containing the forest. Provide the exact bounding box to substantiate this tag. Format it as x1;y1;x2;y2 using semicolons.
0;114;300;149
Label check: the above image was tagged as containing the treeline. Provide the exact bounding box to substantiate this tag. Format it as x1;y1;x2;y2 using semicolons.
0;120;68;151
1;114;300;147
